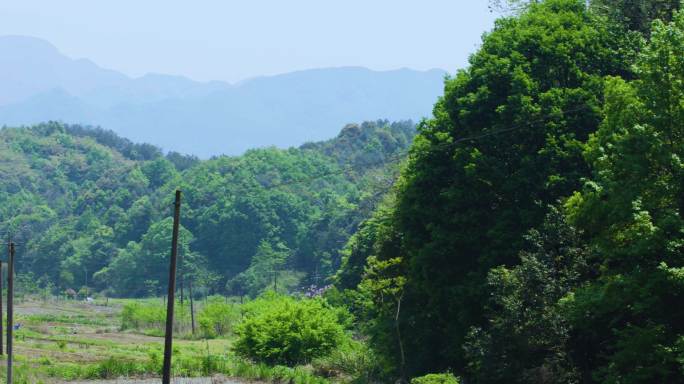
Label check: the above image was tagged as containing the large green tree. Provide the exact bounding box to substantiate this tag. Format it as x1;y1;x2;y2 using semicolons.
463;209;591;384
564;11;684;382
95;217;199;297
591;0;681;35
344;0;637;376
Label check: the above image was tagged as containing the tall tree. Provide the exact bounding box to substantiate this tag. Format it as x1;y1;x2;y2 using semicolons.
564;11;684;382
344;0;637;376
591;0;681;35
463;209;591;384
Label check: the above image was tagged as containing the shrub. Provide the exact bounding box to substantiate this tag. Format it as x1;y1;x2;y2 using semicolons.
55;339;67;350
411;373;460;384
313;339;382;382
234;292;346;365
198;298;240;338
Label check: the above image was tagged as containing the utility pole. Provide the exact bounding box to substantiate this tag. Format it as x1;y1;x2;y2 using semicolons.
189;279;196;336
314;264;320;288
179;272;184;306
180;276;184;305
179;232;184;306
7;241;15;384
273;268;278;293
162;190;182;384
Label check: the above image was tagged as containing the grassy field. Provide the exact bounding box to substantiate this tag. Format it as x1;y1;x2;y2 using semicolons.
0;298;330;384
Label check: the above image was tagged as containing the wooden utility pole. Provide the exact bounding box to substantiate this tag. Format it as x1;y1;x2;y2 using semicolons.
189;279;196;335
179;274;184;306
179;233;184;306
180;273;183;307
7;241;15;384
162;190;182;384
274;268;278;293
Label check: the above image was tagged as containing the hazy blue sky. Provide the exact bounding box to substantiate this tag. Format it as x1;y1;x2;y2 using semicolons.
0;1;498;83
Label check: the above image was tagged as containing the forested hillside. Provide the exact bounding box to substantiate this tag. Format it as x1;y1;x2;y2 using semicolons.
0;119;414;297
335;0;684;383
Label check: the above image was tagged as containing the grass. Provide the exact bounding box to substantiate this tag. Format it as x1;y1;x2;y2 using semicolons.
0;296;332;383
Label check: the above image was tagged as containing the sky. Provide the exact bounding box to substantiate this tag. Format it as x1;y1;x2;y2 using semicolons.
0;1;498;83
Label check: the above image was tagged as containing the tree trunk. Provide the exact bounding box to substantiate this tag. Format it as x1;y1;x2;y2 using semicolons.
395;292;407;384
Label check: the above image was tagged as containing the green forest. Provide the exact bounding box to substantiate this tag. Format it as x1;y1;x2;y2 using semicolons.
335;0;683;382
1;0;683;383
0;119;414;297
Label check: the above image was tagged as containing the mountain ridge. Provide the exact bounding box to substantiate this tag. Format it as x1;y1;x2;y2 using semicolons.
0;35;445;157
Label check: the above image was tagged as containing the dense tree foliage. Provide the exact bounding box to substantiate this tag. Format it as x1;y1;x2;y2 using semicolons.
463;209;591;383
338;1;684;383
345;0;634;375
562;12;684;382
0;119;414;297
591;0;681;34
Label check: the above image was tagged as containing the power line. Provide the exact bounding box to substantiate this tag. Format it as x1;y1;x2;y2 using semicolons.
131;103;594;298
228;104;593;196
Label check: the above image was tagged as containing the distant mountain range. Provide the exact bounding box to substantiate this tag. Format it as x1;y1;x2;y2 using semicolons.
0;35;446;157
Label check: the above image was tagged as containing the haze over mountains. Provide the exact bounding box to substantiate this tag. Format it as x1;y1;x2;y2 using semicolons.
0;35;445;157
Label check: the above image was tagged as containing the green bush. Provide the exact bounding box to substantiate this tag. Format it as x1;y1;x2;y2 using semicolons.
198;298;240;338
234;292;346;365
312;339;381;382
411;373;460;384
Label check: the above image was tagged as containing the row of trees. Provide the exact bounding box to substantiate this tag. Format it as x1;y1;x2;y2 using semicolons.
336;1;683;383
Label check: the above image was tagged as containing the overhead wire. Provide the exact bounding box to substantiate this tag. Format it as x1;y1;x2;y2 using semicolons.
229;103;594;195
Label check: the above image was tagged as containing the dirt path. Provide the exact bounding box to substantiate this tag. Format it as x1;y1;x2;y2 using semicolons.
16;301;119;316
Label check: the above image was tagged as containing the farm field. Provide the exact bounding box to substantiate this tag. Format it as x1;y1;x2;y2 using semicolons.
0;298;327;384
